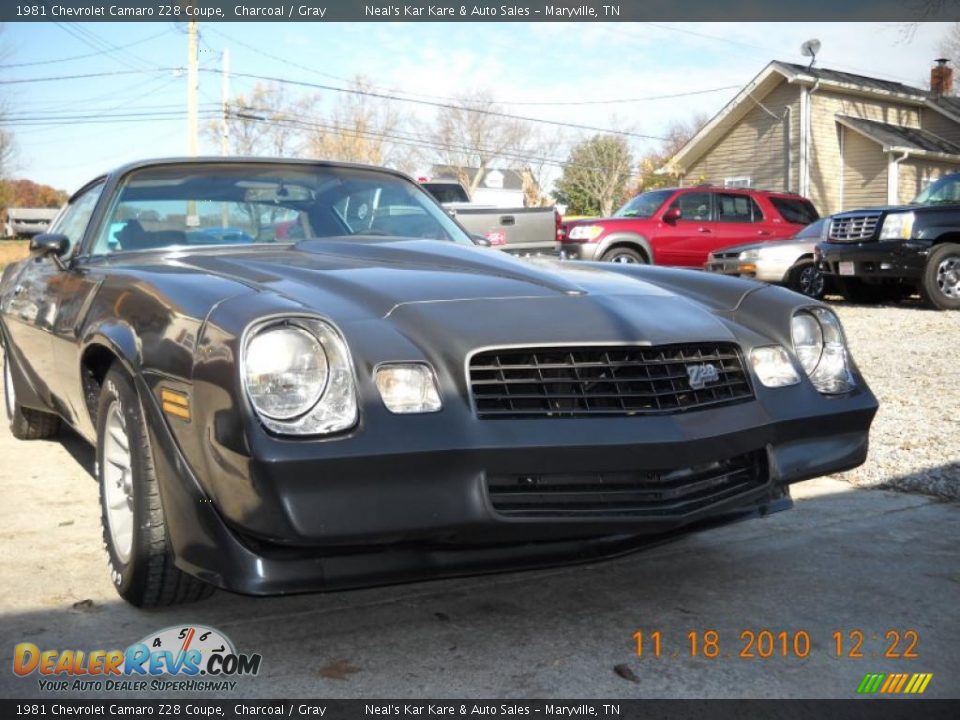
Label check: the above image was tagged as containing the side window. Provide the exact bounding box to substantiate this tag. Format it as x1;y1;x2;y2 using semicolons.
48;183;104;254
671;192;712;222
716;193;761;223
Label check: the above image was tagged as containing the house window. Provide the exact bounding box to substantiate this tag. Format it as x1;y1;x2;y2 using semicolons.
723;177;751;188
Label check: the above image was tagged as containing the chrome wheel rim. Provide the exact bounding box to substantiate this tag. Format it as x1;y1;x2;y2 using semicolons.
936;256;960;299
799;266;825;297
4;356;14;421
102;401;134;564
611;254;637;264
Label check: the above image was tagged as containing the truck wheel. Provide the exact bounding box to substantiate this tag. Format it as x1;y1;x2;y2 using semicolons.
3;352;60;440
786;261;825;299
96;366;214;607
600;247;646;264
919;243;960;311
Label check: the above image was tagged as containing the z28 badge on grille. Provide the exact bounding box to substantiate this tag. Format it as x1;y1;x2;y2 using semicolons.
686;363;720;390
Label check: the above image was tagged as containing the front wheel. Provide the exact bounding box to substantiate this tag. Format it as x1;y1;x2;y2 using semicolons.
3;351;60;440
600;247;646;264
786;261;826;300
919;243;960;310
96;367;214;607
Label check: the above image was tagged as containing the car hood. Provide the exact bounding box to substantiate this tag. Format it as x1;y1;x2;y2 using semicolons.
711;238;817;257
164;238;759;342
566;216;648;228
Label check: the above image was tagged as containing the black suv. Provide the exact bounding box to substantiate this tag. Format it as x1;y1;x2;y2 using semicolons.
816;173;960;310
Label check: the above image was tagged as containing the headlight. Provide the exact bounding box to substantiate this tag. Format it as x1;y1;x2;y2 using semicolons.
738;249;760;262
791;312;823;375
375;363;442;414
567;225;604;241
749;346;800;388
245;325;328;420
791;309;855;394
242;318;357;435
878;211;915;240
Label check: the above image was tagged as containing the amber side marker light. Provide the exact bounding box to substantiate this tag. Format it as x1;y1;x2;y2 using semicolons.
160;389;191;421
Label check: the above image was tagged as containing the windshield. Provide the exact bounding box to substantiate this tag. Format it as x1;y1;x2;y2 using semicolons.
614;189;674;218
793;218;826;240
90;164;471;255
912;175;960;206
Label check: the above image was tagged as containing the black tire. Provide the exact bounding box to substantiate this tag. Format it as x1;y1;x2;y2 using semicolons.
786;260;826;300
918;243;960;311
837;279;901;305
3;351;60;440
600;247;646;264
96;366;214;607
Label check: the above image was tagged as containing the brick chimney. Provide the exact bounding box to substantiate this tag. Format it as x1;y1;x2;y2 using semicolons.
931;58;953;96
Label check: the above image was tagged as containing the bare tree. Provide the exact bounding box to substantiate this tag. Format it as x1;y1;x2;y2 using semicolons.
627;112;710;195
303;76;418;172
430;90;533;195
940;22;960;68
209;82;318;156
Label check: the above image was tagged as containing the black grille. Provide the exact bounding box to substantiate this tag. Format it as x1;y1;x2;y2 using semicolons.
469;344;753;418
487;452;766;518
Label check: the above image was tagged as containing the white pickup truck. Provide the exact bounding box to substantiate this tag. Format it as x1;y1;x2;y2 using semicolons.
421;180;559;256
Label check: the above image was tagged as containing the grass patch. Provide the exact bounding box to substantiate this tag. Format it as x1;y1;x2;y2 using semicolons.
0;240;30;271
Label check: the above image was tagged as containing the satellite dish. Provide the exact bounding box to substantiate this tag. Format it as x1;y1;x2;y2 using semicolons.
800;39;821;70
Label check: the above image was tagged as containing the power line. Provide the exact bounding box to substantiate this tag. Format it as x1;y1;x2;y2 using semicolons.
0;29;170;69
203;26;464;106
0;69;172;85
230;107;628;174
204;68;669;141
54;22;156;72
206;25;735;108
500;85;741;106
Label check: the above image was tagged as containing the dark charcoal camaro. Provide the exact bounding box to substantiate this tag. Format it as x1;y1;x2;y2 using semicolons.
0;159;877;606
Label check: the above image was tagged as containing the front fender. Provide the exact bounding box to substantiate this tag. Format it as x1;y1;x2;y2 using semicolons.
80;320;141;376
596;232;654;262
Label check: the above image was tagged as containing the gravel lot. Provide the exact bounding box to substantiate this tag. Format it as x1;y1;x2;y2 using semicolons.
827;298;960;499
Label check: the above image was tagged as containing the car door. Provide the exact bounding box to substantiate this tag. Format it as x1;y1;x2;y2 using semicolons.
3;182;105;422
654;191;716;267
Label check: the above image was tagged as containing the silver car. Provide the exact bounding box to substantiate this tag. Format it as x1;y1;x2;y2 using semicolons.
705;219;829;299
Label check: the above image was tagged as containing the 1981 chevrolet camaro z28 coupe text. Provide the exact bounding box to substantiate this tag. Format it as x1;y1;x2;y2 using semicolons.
0;159;877;606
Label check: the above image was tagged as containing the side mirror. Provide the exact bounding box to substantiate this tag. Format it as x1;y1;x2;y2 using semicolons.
470;234;492;247
29;233;69;269
663;207;682;223
30;233;69;257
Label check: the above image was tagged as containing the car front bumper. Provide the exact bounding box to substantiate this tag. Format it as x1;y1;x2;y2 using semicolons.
141;374;877;595
559;242;601;261
817;240;928;280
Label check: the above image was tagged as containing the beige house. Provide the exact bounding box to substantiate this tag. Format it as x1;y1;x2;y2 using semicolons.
667;60;960;216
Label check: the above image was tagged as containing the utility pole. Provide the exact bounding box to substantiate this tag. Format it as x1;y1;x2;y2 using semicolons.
220;47;231;228
220;48;230;156
186;20;199;156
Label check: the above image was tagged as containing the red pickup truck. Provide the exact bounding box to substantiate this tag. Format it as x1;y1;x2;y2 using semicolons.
561;186;819;266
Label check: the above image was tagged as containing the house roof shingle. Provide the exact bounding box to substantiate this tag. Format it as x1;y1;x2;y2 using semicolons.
772;61;928;97
837;115;960;156
929;94;960;120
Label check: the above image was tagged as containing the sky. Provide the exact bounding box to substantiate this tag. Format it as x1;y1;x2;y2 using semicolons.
1;20;953;194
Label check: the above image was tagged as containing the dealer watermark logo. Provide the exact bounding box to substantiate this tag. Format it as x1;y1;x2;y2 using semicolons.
12;624;262;693
686;363;720;390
